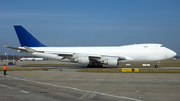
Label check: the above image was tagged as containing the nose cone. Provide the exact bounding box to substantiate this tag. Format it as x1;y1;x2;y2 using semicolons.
172;51;177;57
166;49;177;58
172;50;177;57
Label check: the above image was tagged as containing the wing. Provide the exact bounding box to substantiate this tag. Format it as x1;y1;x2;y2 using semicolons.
5;46;131;66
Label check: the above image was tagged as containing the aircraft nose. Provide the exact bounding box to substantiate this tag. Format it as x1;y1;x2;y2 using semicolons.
167;49;177;58
172;50;177;57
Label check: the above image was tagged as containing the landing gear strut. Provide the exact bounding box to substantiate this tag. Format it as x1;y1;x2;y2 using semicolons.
155;62;159;68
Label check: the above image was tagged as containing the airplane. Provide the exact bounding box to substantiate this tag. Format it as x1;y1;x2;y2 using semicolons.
5;25;177;68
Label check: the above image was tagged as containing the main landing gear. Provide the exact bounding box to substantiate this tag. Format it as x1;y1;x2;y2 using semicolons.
87;64;103;68
87;60;103;68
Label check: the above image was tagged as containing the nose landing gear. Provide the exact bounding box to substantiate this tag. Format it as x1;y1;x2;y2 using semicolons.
155;65;159;68
155;62;159;68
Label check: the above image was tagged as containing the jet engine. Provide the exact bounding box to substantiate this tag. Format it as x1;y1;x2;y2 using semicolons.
73;56;90;64
103;58;119;66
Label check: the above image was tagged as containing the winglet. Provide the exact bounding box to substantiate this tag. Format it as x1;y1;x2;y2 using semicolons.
14;25;46;47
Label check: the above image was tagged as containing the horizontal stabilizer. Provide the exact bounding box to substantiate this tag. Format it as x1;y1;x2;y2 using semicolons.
4;46;44;53
4;46;27;52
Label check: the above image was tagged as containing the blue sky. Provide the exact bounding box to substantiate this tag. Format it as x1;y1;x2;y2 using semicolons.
0;0;180;55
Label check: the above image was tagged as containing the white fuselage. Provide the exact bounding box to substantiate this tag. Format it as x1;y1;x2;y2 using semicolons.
19;44;176;63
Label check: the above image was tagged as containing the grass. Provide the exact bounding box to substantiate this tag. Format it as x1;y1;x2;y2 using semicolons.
119;60;180;67
78;68;122;73
139;69;180;73
0;68;57;71
79;60;180;73
21;64;70;67
78;68;180;73
1;60;179;72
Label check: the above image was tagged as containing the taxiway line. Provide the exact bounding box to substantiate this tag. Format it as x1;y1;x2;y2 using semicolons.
0;74;142;101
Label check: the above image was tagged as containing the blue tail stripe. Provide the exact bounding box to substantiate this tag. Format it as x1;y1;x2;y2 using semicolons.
14;25;46;47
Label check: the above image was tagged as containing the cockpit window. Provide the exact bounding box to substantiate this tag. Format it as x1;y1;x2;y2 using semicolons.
160;45;164;47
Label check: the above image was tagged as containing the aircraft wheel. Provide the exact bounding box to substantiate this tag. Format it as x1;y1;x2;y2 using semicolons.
155;65;159;68
87;64;93;67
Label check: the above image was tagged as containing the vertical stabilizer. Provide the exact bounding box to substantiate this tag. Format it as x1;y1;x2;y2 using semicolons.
14;25;46;47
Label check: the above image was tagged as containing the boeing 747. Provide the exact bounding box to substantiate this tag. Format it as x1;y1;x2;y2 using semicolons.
5;25;177;68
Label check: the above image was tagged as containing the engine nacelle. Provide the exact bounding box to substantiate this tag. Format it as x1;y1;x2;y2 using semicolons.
73;56;89;64
103;58;119;66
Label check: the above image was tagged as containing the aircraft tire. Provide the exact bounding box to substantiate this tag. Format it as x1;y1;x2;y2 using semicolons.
155;65;159;68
